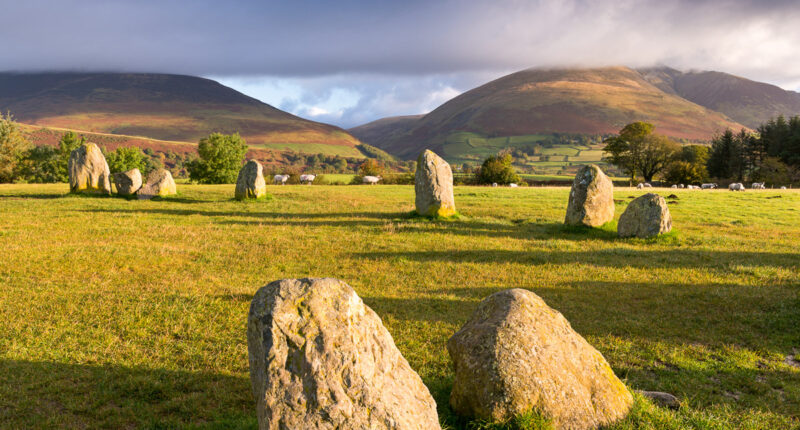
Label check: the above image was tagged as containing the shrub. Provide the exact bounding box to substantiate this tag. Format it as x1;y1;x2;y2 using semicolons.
476;153;520;185
187;133;248;184
0;112;30;182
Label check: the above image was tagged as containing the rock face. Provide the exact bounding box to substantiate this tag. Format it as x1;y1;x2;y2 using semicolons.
235;160;267;200
113;168;142;196
247;278;441;430
415;149;456;217
448;289;633;429
68;142;111;194
137;169;177;199
617;193;672;238
564;164;614;227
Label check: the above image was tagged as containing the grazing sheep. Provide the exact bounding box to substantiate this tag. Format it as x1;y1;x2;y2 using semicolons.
300;174;316;184
509;183;518;188
644;183;652;188
273;174;290;185
492;183;498;187
729;183;745;191
686;185;698;189
679;184;685;188
636;183;644;189
780;186;787;189
362;175;381;185
701;183;717;189
671;185;678;188
751;182;765;189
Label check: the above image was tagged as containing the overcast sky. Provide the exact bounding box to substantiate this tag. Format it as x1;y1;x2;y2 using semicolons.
2;0;799;128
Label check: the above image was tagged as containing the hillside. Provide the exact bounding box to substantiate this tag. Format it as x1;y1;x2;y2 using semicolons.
359;67;747;160
640;67;800;129
348;115;422;146
0;72;364;157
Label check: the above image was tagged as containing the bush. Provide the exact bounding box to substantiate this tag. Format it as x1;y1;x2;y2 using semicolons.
187;133;248;184
16;145;61;183
0;112;31;183
106;146;153;175
475;153;520;185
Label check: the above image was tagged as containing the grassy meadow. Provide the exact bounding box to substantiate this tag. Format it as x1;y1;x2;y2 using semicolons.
1;184;799;429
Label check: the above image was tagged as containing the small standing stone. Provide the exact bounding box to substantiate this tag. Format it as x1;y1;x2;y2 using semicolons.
415;149;456;217
137;169;177;199
68;142;111;194
235;160;267;200
113;168;142;196
565;164;614;227
448;288;633;429
617;193;672;238
247;277;441;430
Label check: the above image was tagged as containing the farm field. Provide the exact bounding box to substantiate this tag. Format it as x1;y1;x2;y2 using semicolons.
1;184;799;429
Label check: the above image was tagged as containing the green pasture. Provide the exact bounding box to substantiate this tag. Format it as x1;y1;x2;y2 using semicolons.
1;184;798;429
249;142;363;157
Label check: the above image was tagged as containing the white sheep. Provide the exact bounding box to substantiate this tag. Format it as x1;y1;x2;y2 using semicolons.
644;183;652;188
273;174;290;185
300;174;316;184
671;185;678;188
492;182;498;187
751;182;765;189
679;184;685;189
780;186;787;190
636;183;644;189
729;183;745;191
509;183;518;188
701;183;717;189
362;175;381;185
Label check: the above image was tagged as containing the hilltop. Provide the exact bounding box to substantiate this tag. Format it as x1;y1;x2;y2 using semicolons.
0;72;365;157
357;67;747;161
639;66;800;129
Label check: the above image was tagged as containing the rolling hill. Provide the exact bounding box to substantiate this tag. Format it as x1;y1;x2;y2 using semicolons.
356;66;747;160
348;115;422;147
639;66;800;129
0;72;365;157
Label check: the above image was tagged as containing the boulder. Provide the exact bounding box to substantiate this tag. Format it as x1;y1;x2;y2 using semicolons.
247;277;441;430
415;149;456;217
68;142;111;194
137;169;177;199
565;164;614;227
617;193;672;238
235;160;267;200
448;289;633;429
113;168;142;196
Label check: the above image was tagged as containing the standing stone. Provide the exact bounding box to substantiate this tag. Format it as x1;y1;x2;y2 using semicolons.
235;160;267;200
448;289;633;429
565;164;614;227
415;149;456;217
137;169;177;199
68;142;111;194
247;278;441;430
617;193;672;238
113;168;142;196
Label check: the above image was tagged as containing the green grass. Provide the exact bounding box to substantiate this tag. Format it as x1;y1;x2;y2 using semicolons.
249;142;364;157
1;184;799;429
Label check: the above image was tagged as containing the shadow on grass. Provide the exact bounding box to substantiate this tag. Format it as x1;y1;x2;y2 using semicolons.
0;193;68;199
0;359;254;429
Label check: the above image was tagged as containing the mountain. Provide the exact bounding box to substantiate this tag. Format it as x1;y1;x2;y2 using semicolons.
0;72;364;157
357;66;746;160
348;115;422;146
639;67;800;129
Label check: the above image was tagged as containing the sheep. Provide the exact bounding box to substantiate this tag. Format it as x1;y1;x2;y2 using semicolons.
729;183;745;191
644;183;652;188
751;182;765;189
701;183;717;189
492;183;498;187
362;175;381;185
679;184;685;188
686;185;698;189
273;174;290;185
780;186;787;190
300;174;316;184
636;183;644;189
509;183;518;188
670;185;678;188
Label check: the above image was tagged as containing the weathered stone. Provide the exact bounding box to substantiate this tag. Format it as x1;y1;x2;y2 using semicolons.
565;164;614;227
617;193;672;238
113;168;142;196
415;149;456;217
247;277;441;430
448;289;633;429
137;169;177;199
636;391;680;409
235;160;267;200
68;142;111;194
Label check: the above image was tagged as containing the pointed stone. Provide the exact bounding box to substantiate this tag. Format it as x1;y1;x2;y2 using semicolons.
565;164;614;227
235;160;267;200
68;142;111;194
415;149;456;217
617;193;672;238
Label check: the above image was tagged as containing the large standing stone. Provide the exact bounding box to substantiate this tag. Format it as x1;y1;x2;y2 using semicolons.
617;193;672;238
565;164;615;227
137;169;177;199
415;149;456;217
247;278;441;430
235;160;267;200
68;142;111;194
448;289;633;429
113;168;142;196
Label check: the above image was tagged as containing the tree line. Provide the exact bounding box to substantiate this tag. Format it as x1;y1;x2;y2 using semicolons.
602;116;800;186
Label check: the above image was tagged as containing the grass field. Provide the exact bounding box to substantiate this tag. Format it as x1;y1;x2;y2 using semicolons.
1;184;799;429
249;142;364;157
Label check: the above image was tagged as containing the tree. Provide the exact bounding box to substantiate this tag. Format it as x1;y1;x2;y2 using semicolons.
358;159;383;176
476;153;520;185
751;157;791;186
664;145;710;185
186;133;248;184
106;146;149;174
16;145;62;183
0;112;31;182
603;122;679;182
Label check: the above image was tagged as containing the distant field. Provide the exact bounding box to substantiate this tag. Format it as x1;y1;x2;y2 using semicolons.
250;142;364;157
1;185;798;429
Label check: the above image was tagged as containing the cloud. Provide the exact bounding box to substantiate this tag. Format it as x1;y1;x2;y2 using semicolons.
2;0;799;126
